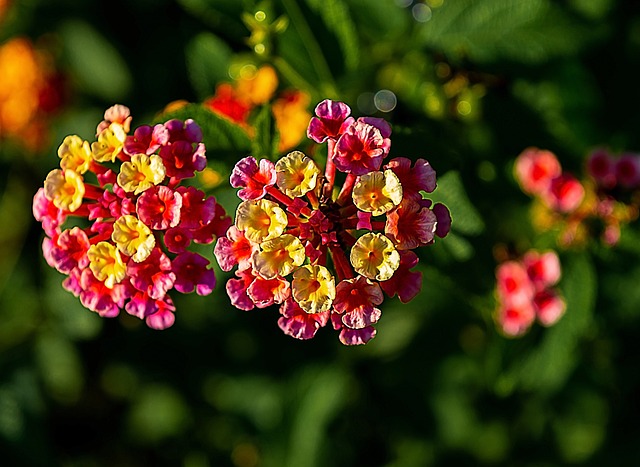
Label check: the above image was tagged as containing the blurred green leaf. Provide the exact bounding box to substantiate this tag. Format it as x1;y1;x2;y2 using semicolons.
343;0;408;40
127;384;190;443
158;104;251;154
305;0;360;70
418;0;589;64
35;333;84;404
186;32;233;100
59;20;132;100
251;105;279;160
178;0;247;37
428;170;485;236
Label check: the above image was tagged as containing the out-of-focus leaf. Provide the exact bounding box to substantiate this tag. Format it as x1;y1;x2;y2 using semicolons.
440;232;475;262
428;170;485;236
305;0;360;70
504;253;596;394
59;20;132;100
418;0;589;64
286;367;349;467
127;384;189;443
251;105;279;160
35;333;84;404
158;104;251;154
178;0;247;38
343;0;408;40
186;32;232;100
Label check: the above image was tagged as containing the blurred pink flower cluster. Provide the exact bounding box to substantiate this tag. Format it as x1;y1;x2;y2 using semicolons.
33;105;230;329
215;99;450;345
494;250;565;337
515;147;637;247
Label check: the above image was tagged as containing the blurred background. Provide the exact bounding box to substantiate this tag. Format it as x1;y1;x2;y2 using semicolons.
2;0;640;465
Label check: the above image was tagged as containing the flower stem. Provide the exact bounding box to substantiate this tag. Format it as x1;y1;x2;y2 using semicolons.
323;139;336;200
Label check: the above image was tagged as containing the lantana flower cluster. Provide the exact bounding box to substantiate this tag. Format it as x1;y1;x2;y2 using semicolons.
514;147;637;247
33;105;230;329
215;99;451;345
494;250;565;337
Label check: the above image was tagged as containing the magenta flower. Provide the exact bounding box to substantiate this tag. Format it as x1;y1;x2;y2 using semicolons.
587;148;616;189
33;104;230;329
514;147;562;196
334;118;391;175
216;100;449;345
306;99;355;143
230;156;277;200
136;186;182;230
172;251;216;295
543;173;585;213
615;153;640;188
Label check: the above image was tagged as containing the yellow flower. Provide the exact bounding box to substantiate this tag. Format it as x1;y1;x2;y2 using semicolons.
117;154;166;194
275;151;320;197
292;264;336;314
350;232;400;281
253;234;305;279
44;168;85;212
58;135;92;174
87;241;127;288
236;65;278;106
91;122;126;162
352;169;403;216
236;199;288;243
111;214;156;263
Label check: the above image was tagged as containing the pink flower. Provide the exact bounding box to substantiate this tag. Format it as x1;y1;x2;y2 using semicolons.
385;200;437;250
136;186;182;230
247;275;290;308
124;124;169;156
534;290;566;327
164;118;203;144
226;268;257;311
379;250;423;303
514;147;562;196
78;268;130;318
433;203;452;238
385;157;437;202
145;297;176;330
543;173;584;213
159;140;206;180
33;188;66;237
306;99;354;143
496;302;536;337
615;153;640;188
496;260;535;307
46;227;91;274
278;298;329;340
127;247;176;300
163;227;192;253
172;251;216;295
334;118;391;175
230;156;277;200
338;326;377;345
176;186;216;229
523;250;561;290
214;226;257;272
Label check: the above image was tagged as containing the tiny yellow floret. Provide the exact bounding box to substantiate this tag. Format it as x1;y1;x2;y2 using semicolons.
253;234;305;279
91;122;126;162
352;169;403;216
111;214;156;263
117;154;166;194
58;135;92;174
275;151;320;197
350;232;400;281
235;199;288;243
292;264;336;314
87;241;127;288
43;168;85;212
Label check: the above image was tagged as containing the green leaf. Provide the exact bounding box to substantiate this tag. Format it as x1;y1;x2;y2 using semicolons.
59;20;132;100
251;105;280;160
343;0;408;40
428;170;485;236
158;104;251;155
177;0;247;38
185;32;233;100
304;0;360;70
418;0;589;64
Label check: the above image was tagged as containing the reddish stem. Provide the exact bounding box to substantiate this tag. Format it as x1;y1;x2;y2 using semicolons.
329;244;354;281
337;173;357;206
323;139;336;200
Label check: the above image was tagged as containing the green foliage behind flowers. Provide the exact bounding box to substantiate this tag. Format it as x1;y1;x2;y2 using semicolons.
1;0;640;465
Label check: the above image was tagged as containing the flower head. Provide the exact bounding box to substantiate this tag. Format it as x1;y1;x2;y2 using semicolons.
33;106;230;329
217;100;449;345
